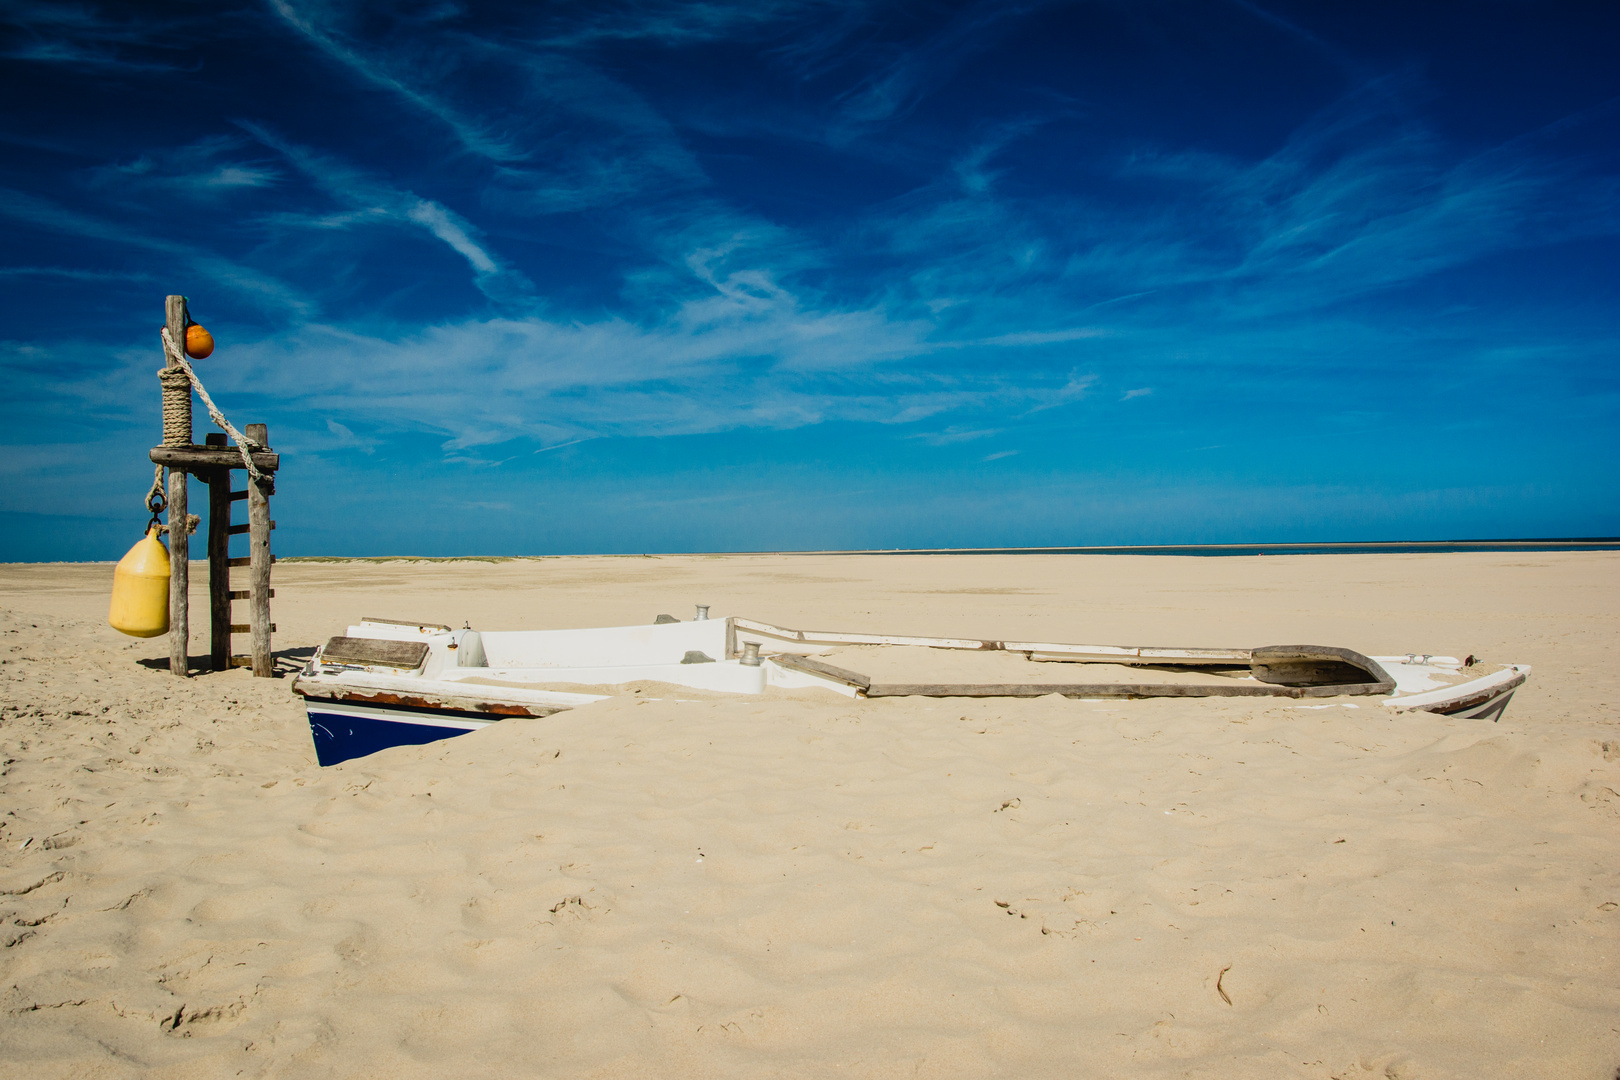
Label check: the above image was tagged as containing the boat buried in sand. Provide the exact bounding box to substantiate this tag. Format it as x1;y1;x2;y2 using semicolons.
291;607;1532;766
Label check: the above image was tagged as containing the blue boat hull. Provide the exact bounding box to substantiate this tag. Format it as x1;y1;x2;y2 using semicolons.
304;698;495;766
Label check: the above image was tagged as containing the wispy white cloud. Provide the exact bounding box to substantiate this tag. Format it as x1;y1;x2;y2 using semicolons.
1021;373;1096;414
953;118;1049;194
403;201;497;275
266;0;523;161
324;418;374;456
973;328;1108;348
533;437;597;455
240;123;534;306
84;135;279;200
830;1;1048;138
909;426;999;446
4;39;184;70
1226;0;1366;79
479;49;708;215
536;0;853;49
215;254;1101;453
852;72;1620;337
1198;86;1620;314
0;1;195;71
0;265;153;282
266;0;708;215
0;187;313;315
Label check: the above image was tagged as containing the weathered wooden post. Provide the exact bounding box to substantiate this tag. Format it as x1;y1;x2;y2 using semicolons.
160;295;191;675
149;295;280;677
246;422;274;677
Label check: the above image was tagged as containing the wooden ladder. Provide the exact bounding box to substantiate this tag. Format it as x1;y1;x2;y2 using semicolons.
204;424;276;676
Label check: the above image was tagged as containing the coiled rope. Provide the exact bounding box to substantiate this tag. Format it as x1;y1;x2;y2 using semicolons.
158;365;192;445
159;327;266;482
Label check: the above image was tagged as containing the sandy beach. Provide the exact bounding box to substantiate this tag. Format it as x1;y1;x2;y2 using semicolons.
1;551;1617;1079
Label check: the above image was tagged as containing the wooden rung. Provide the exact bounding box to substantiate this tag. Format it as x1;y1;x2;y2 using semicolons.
229;490;248;502
230;624;277;634
228;589;275;600
229;656;253;667
227;520;276;535
228;555;276;567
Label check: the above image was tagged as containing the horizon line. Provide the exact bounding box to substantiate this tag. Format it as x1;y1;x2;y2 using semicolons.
14;537;1620;566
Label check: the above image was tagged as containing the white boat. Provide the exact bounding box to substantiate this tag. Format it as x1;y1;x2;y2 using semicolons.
291;611;1530;765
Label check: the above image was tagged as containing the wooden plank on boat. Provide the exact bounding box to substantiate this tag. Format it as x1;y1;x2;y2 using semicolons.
1144;647;1254;661
321;636;429;670
736;617;1254;661
1018;642;1253;664
864;683;1308;699
771;652;872;690
1022;644;1140;661
360;616;453;630
734;617;998;651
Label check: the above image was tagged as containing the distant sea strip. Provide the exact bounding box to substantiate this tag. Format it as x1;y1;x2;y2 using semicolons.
275;539;1620;563
782;539;1620;557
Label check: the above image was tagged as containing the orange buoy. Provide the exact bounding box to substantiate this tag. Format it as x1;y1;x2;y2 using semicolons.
185;322;215;359
108;526;170;638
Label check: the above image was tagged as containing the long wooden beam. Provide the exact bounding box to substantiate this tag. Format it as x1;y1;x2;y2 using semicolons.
149;445;279;472
863;682;1383;699
733;616;1253;664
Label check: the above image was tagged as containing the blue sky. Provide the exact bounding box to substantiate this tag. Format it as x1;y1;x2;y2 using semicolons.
2;1;1617;559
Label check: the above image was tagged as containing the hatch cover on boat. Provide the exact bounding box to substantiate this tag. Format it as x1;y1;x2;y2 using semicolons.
321;636;430;670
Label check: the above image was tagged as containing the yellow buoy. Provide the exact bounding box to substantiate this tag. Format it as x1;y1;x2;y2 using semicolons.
108;526;171;638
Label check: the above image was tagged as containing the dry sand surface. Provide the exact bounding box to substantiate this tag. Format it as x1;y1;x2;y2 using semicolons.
1;551;1618;1079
